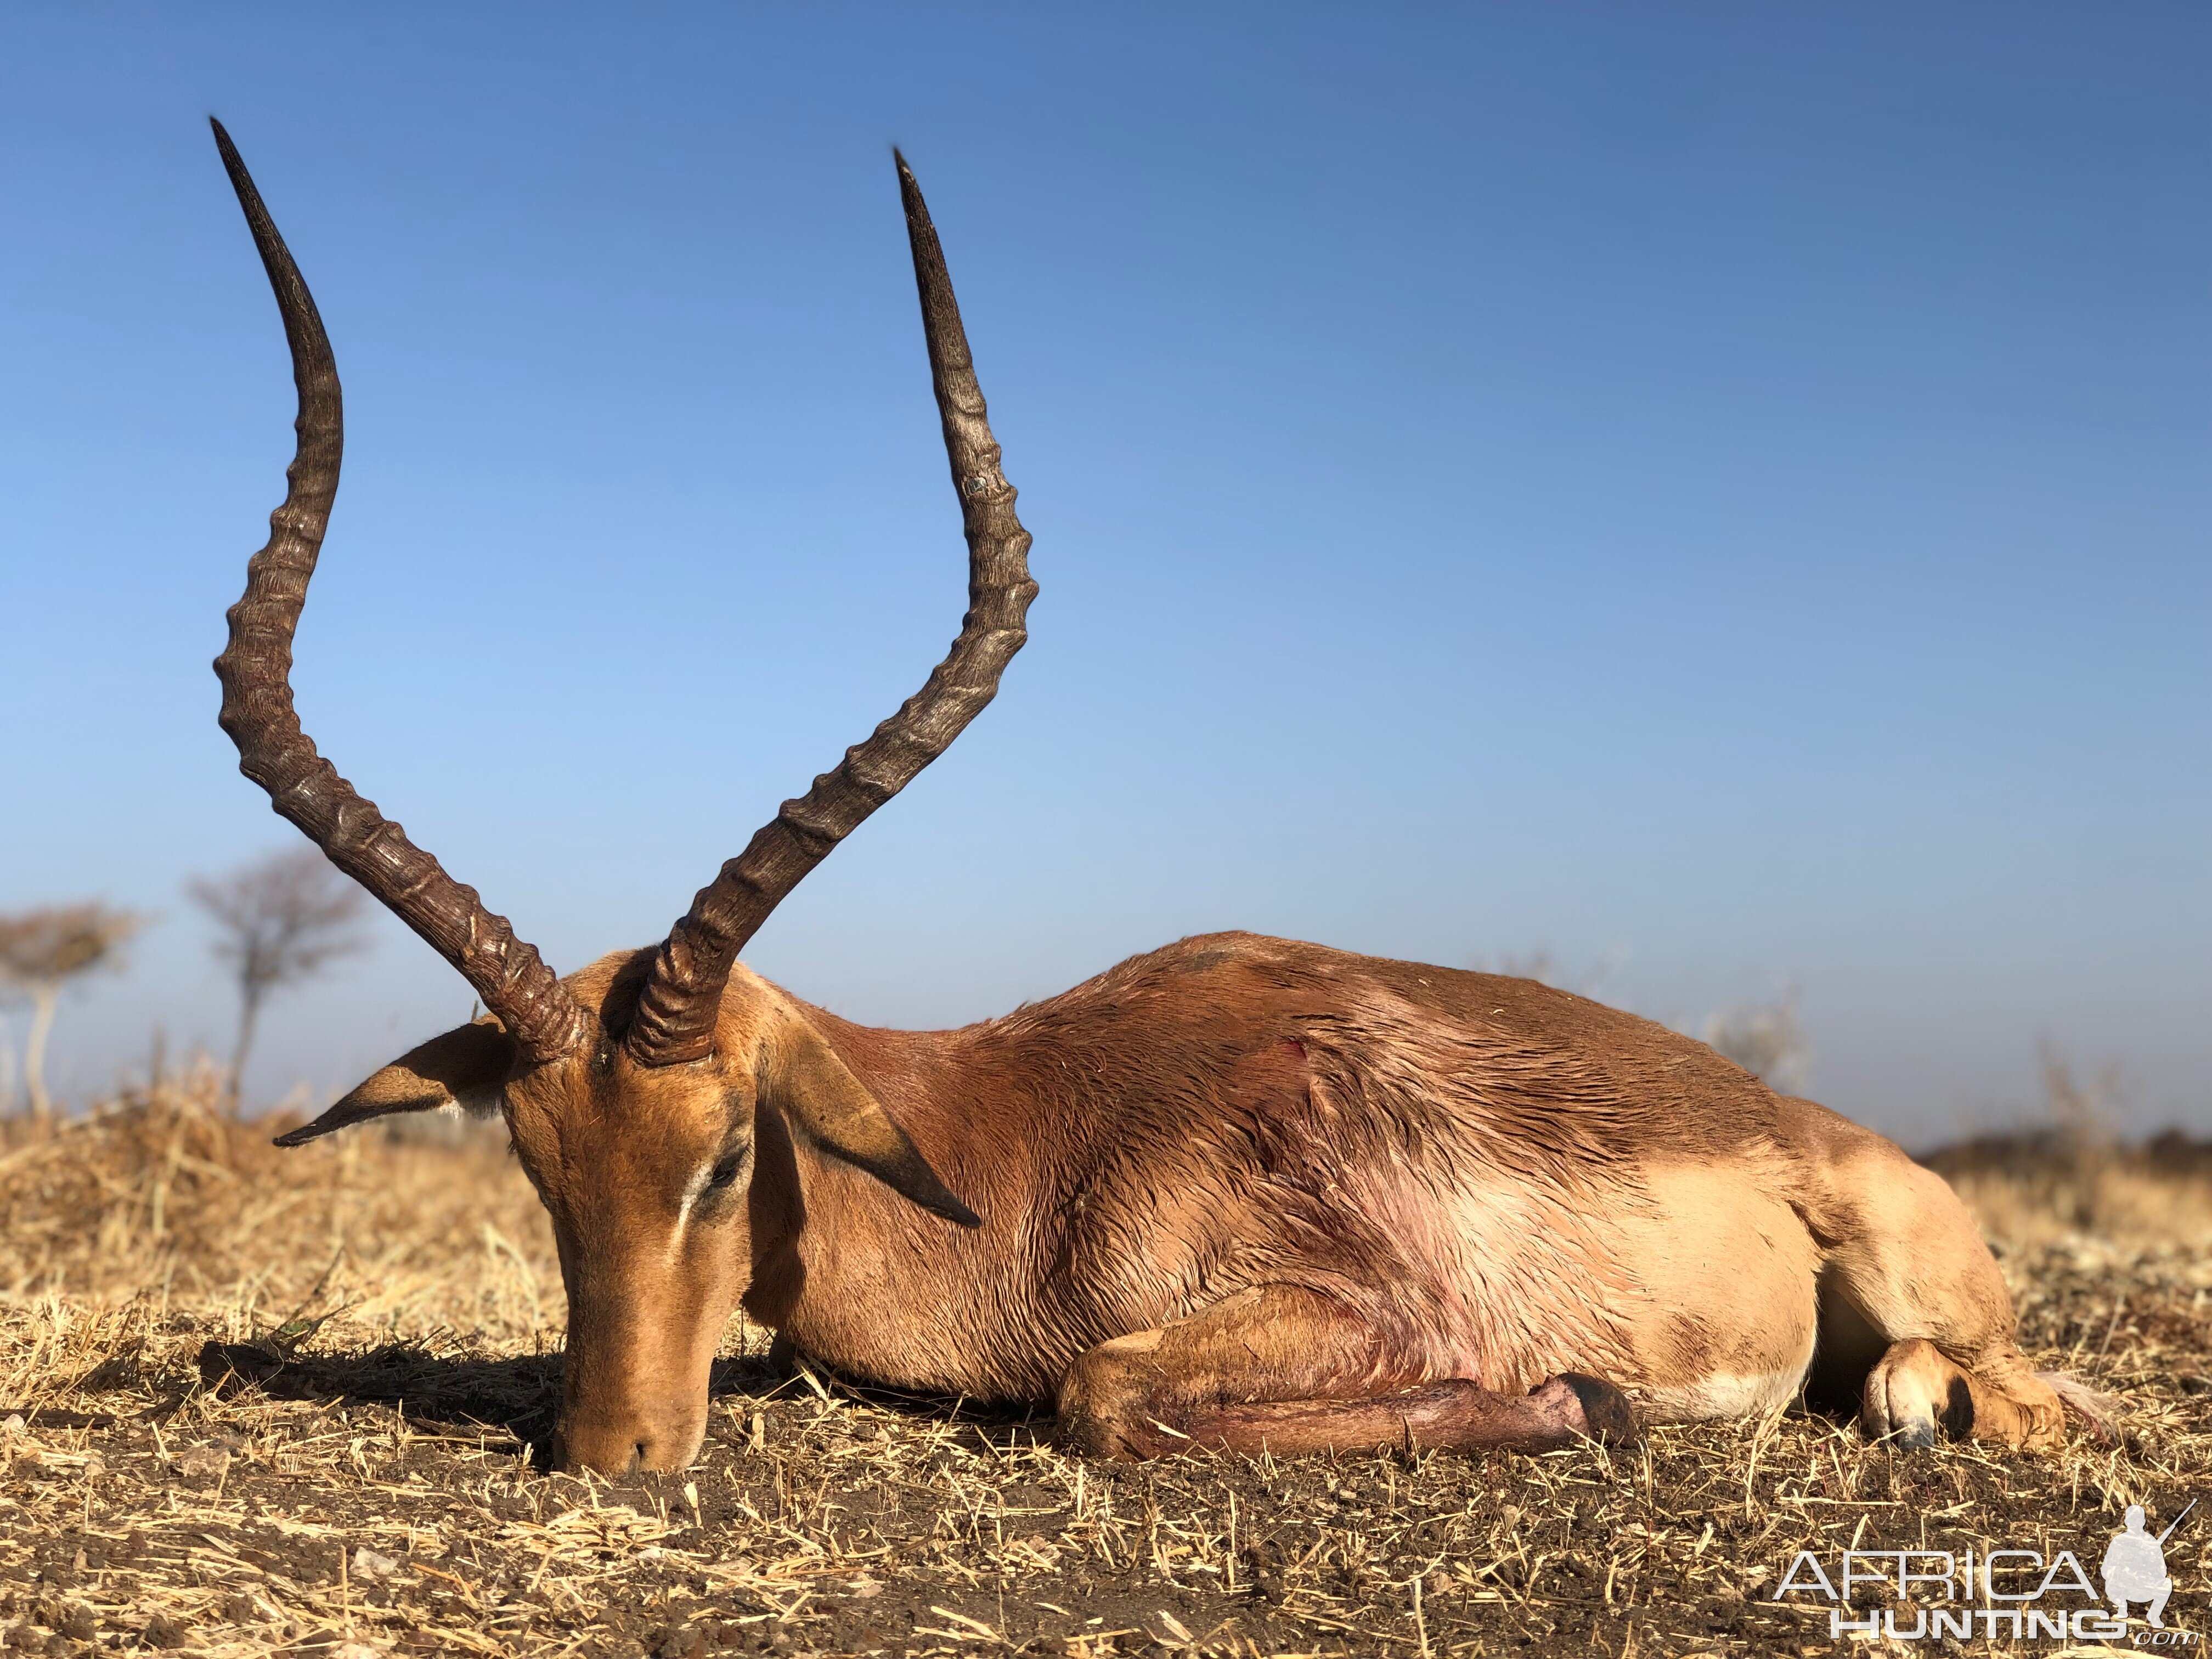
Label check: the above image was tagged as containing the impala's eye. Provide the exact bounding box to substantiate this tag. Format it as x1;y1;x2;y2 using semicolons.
704;1152;746;1193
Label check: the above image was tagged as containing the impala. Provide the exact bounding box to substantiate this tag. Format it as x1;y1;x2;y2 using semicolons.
206;120;2090;1475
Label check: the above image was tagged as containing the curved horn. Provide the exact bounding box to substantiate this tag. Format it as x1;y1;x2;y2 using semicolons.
208;119;588;1065
627;150;1038;1066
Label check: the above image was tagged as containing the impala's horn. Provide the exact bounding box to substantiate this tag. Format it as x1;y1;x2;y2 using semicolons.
210;118;589;1072
625;150;1037;1068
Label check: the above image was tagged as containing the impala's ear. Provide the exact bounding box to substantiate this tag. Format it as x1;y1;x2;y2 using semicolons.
765;1017;981;1228
274;1019;516;1148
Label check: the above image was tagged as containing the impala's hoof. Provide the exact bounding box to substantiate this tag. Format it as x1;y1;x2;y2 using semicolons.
1531;1372;1639;1446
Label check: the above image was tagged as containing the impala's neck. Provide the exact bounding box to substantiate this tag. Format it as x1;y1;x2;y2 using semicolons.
738;1000;1065;1398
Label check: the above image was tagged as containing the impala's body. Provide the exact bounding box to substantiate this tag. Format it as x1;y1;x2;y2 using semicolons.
766;932;1792;1406
336;930;2069;1471
205;121;2085;1477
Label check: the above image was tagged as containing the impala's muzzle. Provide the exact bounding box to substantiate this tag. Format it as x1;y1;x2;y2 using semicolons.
551;1397;708;1476
553;1318;717;1474
552;1246;727;1475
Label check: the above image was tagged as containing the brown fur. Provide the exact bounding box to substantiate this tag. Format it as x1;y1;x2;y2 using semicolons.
298;930;2063;1471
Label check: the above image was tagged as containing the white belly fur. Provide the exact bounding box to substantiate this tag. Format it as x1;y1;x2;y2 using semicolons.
1605;1160;1822;1421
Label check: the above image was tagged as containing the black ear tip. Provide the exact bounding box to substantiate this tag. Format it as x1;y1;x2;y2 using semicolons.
272;1113;347;1147
915;1177;980;1229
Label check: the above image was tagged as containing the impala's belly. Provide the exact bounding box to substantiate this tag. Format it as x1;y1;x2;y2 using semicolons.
1602;1162;1821;1420
1386;1158;1820;1420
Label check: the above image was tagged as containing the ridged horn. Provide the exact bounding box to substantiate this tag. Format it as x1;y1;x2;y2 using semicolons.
626;149;1037;1066
208;118;588;1065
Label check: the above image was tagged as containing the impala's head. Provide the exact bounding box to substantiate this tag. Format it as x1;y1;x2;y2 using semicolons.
277;957;979;1473
204;119;1031;1474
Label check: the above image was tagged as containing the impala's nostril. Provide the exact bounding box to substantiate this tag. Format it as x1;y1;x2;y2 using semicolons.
630;1440;650;1473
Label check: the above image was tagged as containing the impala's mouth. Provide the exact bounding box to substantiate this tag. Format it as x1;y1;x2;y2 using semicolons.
552;1404;707;1476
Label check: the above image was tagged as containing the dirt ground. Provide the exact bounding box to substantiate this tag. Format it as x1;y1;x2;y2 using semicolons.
1;1074;2207;1657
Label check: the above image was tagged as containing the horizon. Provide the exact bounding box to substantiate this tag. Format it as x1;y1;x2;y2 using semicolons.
2;4;2206;1145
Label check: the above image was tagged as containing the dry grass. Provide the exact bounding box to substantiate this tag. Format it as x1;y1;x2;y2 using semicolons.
1;1076;2207;1657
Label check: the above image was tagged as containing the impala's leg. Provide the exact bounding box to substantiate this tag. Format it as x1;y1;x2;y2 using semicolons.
1054;1285;1634;1460
1813;1145;2065;1451
1859;1337;2065;1450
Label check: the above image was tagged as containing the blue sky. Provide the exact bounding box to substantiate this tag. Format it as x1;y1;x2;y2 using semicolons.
2;4;2205;1143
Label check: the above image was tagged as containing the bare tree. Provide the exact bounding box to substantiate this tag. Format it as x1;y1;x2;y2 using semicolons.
0;902;147;1127
1701;990;1810;1094
2038;1039;2120;1157
188;848;371;1104
1482;946;1631;1001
